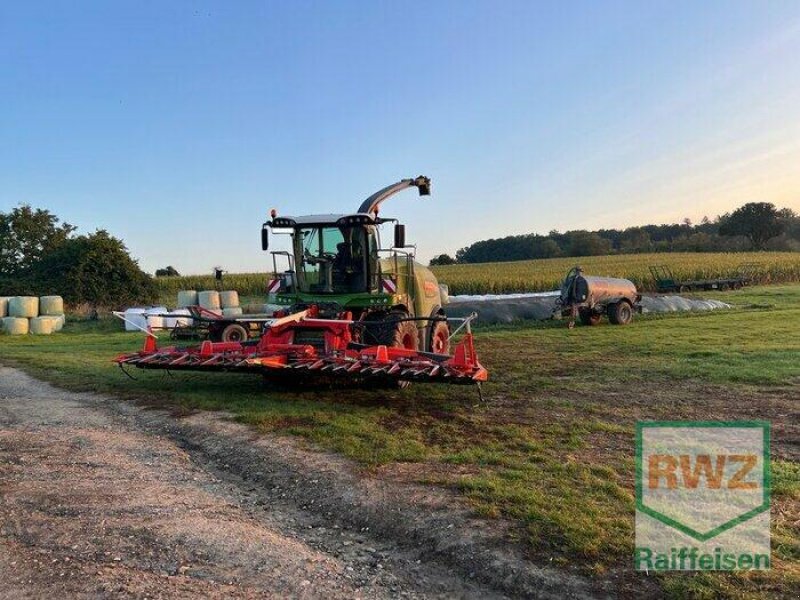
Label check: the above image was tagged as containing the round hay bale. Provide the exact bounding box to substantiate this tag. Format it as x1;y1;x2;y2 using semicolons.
0;297;9;318
219;290;240;308
52;314;66;331
177;290;199;308
164;308;193;329
222;307;243;317
30;317;55;335
2;317;29;335
39;295;64;316
198;290;221;310
9;296;39;318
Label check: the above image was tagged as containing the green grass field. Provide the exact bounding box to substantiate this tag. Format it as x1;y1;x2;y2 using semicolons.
153;252;800;300
2;284;799;598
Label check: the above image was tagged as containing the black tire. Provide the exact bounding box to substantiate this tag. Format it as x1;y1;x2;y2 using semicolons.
363;310;419;350
429;320;450;354
607;301;633;325
578;308;602;326
220;323;248;342
362;311;419;389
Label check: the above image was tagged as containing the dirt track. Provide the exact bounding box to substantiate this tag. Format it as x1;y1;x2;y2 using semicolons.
0;366;599;599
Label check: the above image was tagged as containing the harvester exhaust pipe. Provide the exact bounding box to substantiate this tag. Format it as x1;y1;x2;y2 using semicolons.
358;176;431;215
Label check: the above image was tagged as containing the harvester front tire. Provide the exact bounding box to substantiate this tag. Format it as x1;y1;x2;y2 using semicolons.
365;311;419;350
608;301;633;325
221;323;248;342
429;320;450;354
578;308;601;326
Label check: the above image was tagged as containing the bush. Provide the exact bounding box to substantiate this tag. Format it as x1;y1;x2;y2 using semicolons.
31;230;156;308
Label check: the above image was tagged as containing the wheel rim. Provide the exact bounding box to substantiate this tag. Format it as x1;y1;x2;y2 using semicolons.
433;330;447;353
225;328;245;342
621;306;631;321
401;333;415;349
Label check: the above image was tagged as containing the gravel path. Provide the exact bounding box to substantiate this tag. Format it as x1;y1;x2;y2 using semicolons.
0;366;600;599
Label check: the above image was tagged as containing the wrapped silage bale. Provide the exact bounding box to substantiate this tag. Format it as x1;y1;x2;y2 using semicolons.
30;317;55;335
2;317;29;335
144;307;167;330
222;307;243;317
163;308;193;329
198;290;221;310
51;314;66;331
177;290;199;308
0;296;9;318
219;290;240;308
123;308;148;331
39;295;64;316
9;296;39;318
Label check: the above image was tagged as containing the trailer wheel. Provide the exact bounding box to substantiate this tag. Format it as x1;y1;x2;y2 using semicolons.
678;285;689;294
578;308;601;326
608;301;633;325
221;323;248;342
429;320;450;354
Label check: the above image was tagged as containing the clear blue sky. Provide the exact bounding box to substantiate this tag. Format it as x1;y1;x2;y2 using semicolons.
2;1;800;274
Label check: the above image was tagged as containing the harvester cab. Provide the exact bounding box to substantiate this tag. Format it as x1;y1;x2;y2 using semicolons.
116;177;488;390
262;176;451;355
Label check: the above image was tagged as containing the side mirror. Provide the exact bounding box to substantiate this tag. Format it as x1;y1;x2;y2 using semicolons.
261;225;269;251
394;223;406;248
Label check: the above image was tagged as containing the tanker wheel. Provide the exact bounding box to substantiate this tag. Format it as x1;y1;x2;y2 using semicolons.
221;323;248;342
608;301;633;325
429;320;450;354
578;308;602;326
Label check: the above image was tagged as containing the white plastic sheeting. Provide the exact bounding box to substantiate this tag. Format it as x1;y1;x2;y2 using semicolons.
446;293;731;325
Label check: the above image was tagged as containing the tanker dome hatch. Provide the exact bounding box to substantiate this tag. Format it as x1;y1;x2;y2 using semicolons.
269;213;384;228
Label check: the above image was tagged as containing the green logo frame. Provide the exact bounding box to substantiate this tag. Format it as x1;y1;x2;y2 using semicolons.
635;421;770;542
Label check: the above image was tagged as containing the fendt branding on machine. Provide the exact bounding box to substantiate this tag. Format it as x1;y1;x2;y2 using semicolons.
116;177;488;391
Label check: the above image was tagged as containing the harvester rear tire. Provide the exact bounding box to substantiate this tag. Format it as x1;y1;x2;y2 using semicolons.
608;301;633;325
220;323;248;342
578;308;601;326
429;320;450;354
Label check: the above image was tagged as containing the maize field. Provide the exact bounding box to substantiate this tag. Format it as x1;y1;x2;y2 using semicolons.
154;252;800;298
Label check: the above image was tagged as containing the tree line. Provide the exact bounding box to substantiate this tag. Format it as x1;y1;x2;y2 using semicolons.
431;202;799;265
0;205;156;307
